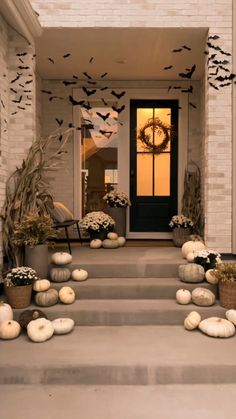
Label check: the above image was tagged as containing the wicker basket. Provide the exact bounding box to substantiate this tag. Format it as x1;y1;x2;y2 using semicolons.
219;280;236;309
4;284;32;309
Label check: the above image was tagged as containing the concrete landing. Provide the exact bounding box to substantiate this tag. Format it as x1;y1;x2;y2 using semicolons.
1;384;236;419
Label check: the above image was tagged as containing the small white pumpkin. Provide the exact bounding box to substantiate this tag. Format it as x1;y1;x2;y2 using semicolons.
176;289;192;305
184;311;201;330
102;239;119;249
225;309;236;326
33;279;51;292
59;286;76;304
90;239;102;249
191;287;215;306
107;232;118;240
71;269;88;282
51;252;72;265
0;302;13;325
205;269;218;285
178;264;205;283
27;318;54;342
0;320;21;339
186;252;195;263
182;239;206;259
50;267;71;283
199;317;235;338
117;237;126;247
52;318;75;335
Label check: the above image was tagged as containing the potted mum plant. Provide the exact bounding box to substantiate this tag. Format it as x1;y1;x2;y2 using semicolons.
212;262;236;309
12;212;57;278
169;214;194;247
3;266;38;309
103;190;131;237
79;211;115;240
193;249;221;271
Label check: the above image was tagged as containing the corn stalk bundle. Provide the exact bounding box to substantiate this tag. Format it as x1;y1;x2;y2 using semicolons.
182;162;204;235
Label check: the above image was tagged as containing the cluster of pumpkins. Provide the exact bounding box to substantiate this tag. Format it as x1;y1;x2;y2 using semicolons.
176;237;235;338
0;302;74;342
50;251;89;283
90;233;126;249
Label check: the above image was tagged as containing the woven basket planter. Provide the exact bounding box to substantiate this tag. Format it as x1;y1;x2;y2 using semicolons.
172;227;191;247
4;283;33;309
219;280;236;309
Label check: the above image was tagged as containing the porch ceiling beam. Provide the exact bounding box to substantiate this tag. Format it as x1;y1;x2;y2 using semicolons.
0;0;42;44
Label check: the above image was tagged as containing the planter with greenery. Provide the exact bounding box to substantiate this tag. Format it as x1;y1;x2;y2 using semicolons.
4;266;38;309
213;263;236;309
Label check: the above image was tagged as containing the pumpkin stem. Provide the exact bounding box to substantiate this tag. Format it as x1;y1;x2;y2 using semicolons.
32;311;40;319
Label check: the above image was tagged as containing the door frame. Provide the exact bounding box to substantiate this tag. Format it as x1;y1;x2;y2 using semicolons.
73;87;188;239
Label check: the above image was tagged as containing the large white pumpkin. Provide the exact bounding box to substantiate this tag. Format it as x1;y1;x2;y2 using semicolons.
59;286;76;304
117;237;126;247
51;252;72;265
71;269;88;281
199;317;235;338
0;302;13;325
176;289;192;305
102;239;119;249
184;311;201;330
178;263;205;283
182;240;206;259
52;318;75;335
0;320;21;339
27;318;54;342
90;239;102;249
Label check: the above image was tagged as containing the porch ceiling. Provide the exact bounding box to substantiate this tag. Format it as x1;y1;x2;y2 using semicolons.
36;27;208;81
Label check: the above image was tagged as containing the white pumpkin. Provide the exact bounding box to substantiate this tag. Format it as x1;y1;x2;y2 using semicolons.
117;237;126;247
71;269;88;282
199;317;235;338
102;239;119;249
52;318;75;335
90;239;102;249
205;269;218;285
176;289;192;305
184;311;201;330
191;287;215;306
27;318;54;342
178;264;205;283
186;252;195;263
107;232;118;240
0;320;21;339
225;309;236;326
0;302;13;325
51;252;72;265
182;240;206;259
59;286;76;304
33;279;51;292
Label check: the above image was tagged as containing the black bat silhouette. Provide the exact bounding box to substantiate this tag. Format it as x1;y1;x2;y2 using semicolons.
69;96;85;106
18;66;30;70
17;106;25;110
219;82;231;87
87;80;97;85
216;73;236;81
82;102;92;110
11;111;18;115
63;53;71;58
83;72;92;79
219;50;231;57
1;99;5;108
19;84;24;88
82;86;96;96
208;35;220;40
56;118;63;126
100;86;108;91
206;42;222;52
112;105;125;114
181;85;193;93
26;96;32;100
10;74;21;83
189;102;197;109
179;64;196;79
182;45;191;51
218;65;230;72
12;95;22;103
49;96;63;101
111;90;126;99
19;58;24;63
164;65;173;70
209;68;219;76
101;98;108;106
96;112;110;121
24;90;32;93
10;88;17;93
63;80;77;86
25;103;31;106
73;75;79;79
16;52;27;56
58;134;63;142
41;90;52;94
48;57;54;64
68;123;74;128
212;59;229;65
89;57;94;63
209;81;219;90
101;72;108;78
173;48;182;53
25;79;33;84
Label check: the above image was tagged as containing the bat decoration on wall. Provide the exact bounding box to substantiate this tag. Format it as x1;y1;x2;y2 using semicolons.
101;72;108;78
209;81;219;90
69;96;85;106
182;45;191;51
101;98;108;106
82;86;96;96
41;90;52;94
1;99;5;108
10;88;17;93
18;66;30;70
164;65;173;70
63;80;77;86
179;64;196;79
49;96;64;101
181;85;193;93
82;102;92;110
89;57;94;63
189;102;197;109
96;112;110;121
216;73;236;81
173;48;183;53
219;82;231;87
16;52;27;57
208;35;220;40
83;72;92;79
12;95;22;103
56;118;63;126
48;57;55;64
111;90;126;99
73;75;79;79
25;79;33;84
10;74;21;83
87;80;97;85
112;105;125;114
212;59;229;65
100;86;108;91
63;53;71;58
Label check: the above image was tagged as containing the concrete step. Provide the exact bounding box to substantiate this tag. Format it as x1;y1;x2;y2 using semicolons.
1;384;236;419
1;325;236;385
51;277;217;300
14;299;226;326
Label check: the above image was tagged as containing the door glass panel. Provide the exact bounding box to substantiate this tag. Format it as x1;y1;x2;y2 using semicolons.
154;153;170;196
137;108;153;152
137;153;153;196
154;108;171;151
81;106;118;216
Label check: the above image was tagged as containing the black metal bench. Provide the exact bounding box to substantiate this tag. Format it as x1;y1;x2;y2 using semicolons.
54;219;83;254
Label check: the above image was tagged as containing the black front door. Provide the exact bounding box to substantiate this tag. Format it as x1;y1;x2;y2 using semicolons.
130;99;178;232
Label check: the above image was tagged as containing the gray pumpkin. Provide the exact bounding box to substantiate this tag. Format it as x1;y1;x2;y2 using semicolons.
191;287;216;306
178;263;205;283
35;289;59;307
50;267;71;282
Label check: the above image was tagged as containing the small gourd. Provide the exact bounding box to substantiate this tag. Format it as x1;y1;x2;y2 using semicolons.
178;263;205;283
205;269;218;285
225;309;236;326
51;252;72;265
59;286;76;304
52;318;75;335
191;287;215;306
186;252;195;263
176;289;192;305
71;269;88;282
117;237;126;247
50;267;71;283
27;318;54;342
199;317;235;338
19;309;48;330
107;232;118;240
35;289;59;307
33;279;51;292
0;320;21;339
102;239;119;249
90;239;102;249
182;239;205;259
184;311;201;330
0;302;13;325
